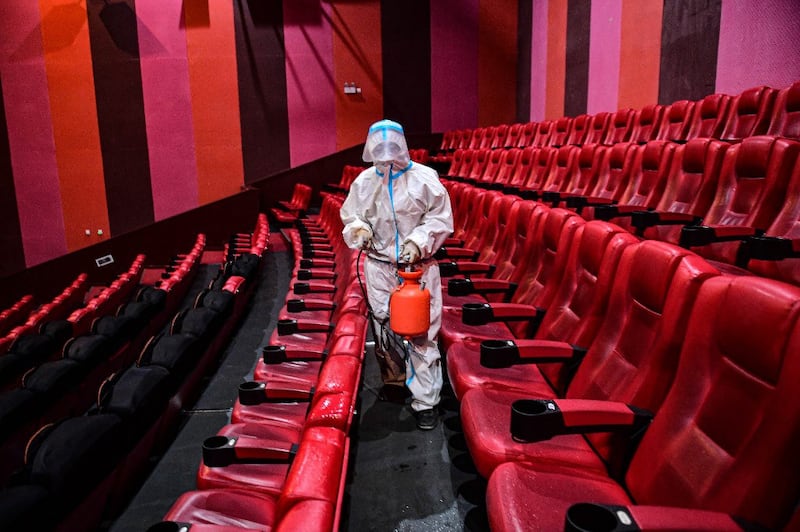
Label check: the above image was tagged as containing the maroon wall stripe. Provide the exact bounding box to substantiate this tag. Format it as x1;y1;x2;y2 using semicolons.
0;74;26;276
234;0;291;184
565;0;591;117
517;0;533;122
381;0;432;134
658;0;721;104
87;0;154;236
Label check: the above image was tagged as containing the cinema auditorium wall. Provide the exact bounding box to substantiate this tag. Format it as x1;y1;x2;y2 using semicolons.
0;0;797;275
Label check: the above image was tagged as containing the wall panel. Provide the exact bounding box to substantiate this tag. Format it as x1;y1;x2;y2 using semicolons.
478;0;518;125
545;0;567;119
185;0;245;205
431;0;479;132
0;2;67;267
39;0;110;251
530;0;549;122
587;0;621;114
137;0;199;221
234;0;291;182
618;0;663;109
565;0;591;117
283;0;336;166
330;2;383;150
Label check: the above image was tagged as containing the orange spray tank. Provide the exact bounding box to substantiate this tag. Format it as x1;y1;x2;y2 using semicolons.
389;269;431;337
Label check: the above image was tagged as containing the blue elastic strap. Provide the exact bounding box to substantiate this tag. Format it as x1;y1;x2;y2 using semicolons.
386;162;413;266
404;341;416;387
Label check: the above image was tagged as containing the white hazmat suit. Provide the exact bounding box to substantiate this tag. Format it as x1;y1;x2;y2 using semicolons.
340;120;454;414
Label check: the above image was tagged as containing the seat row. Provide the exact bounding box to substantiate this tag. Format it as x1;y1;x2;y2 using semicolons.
433;81;799;162
0;224;266;530
441;135;800;287
437;202;800;530
149;195;368;531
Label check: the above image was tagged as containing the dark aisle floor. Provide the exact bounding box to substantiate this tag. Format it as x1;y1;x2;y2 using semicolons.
108;245;488;531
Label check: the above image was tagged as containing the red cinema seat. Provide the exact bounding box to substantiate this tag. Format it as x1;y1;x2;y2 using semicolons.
509;146;557;197
486;275;800;532
549;117;573;147
564;142;637;215
460;240;719;480
565;114;590;146
473;148;506;189
687;93;732;139
462;148;491;185
719;85;777;141
446;221;638;400
516;122;537;148
487;147;521;189
489;123;509;149
678;136;800;267
502;123;523;149
655;99;695;142
518;145;579;200
766;80;800;138
602;108;635;145
583;112;611;145
549;144;608;207
532;120;554;147
628;104;665;144
631;138;729;244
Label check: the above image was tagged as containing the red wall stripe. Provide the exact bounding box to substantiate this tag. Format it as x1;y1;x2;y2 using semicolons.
39;0;110;252
478;0;519;126
618;0;663;109
283;0;336;167
546;0;568;119
530;0;549;121
430;0;479;132
330;2;383;150
137;0;199;221
0;3;67;267
184;0;244;206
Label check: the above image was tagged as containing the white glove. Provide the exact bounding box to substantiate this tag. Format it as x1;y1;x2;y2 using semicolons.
354;227;372;249
401;241;421;263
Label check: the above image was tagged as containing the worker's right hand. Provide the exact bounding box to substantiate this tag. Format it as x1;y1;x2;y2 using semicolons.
354;227;373;249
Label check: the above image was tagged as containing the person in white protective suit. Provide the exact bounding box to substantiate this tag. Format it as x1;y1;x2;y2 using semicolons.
340;119;454;430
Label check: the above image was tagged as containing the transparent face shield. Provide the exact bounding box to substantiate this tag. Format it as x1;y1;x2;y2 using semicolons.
363;120;410;171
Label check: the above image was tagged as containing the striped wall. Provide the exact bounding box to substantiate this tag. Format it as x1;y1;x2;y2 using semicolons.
0;0;797;275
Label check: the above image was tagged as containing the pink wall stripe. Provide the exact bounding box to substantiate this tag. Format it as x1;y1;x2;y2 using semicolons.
0;3;67;266
284;0;337;167
430;0;479;132
137;0;199;221
530;1;548;122
587;0;622;114
716;0;800;95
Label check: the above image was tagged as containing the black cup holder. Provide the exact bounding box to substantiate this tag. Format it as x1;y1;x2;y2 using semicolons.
239;381;267;405
462;303;492;326
202;435;236;467
447;278;472;296
286;299;305;312
480;339;519;368
300;258;313;269
510;399;556;442
565;503;638;532
146;523;187;532
439;261;460;277
277;319;298;335
263;344;288;363
297;269;313;280
293;283;310;295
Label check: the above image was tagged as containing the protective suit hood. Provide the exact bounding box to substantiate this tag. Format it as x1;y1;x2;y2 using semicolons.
362;119;410;170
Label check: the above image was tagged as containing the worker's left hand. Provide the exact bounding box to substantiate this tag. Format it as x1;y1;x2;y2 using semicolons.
401;241;421;264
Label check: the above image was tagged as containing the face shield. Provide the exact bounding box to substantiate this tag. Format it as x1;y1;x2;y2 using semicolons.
362;119;410;172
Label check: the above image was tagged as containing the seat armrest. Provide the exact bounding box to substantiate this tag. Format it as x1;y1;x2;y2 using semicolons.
434;246;479;260
237;380;315;404
296;268;337;281
448;278;518;299
299;258;336;269
202;434;298;467
292;281;336;295
737;235;800;265
439;261;496;277
276;318;334;335
480;339;587;368
285;298;337;312
593;204;648;221
566;195;615;209
510;398;653;443
679;224;762;248
262;344;327;363
462;302;543;326
564;502;747;532
630;210;702;230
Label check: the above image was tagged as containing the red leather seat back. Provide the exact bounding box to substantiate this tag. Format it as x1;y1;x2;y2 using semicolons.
506;209;583;337
562;144;607;199
625;275;800;530
504;123;523;149
535;222;640;393
490;124;509;149
550;117;573;147
766;80;800;138
538;145;580;194
473;193;520;265
504;147;537;190
467;127;486;150
696;136;800;264
687;93;732;139
628;104;665;144
492;148;521;186
517;122;536;148
643;138;728;243
581;143;637;205
463;189;503;250
584;112;611;145
520;146;557;192
445;148;468;179
493;200;546;283
566;114;590;146
533;120;554;147
748;154;800;285
720;85;777;141
565;241;719;468
465;148;491;184
603;108;634;145
610;141;676;215
477;148;506;187
655;99;695;142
